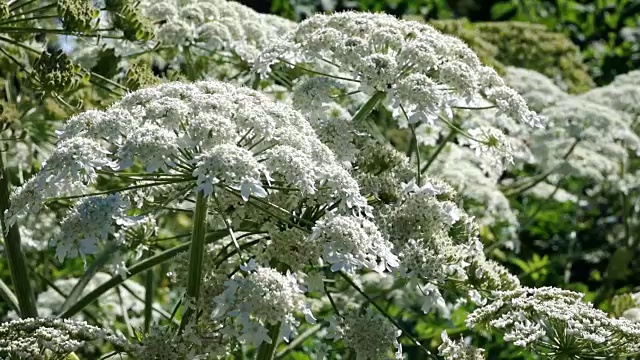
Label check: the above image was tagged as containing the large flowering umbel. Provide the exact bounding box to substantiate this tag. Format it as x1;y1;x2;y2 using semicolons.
0;317;134;359
256;12;543;129
502;67;569;113
528;98;640;185
6;80;368;263
579;83;640;122
467;287;640;358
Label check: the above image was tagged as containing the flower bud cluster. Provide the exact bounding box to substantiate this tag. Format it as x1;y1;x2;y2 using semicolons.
105;0;155;41
57;0;99;32
31;50;85;95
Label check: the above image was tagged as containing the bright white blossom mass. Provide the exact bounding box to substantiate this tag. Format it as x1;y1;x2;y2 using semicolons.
5;3;640;360
255;12;543;128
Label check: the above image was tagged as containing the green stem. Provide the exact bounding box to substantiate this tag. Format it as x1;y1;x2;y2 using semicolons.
256;323;282;360
120;282;178;325
409;124;421;185
251;73;261;90
275;324;322;359
0;27;124;38
0;277;19;314
87;70;129;91
421;130;456;174
178;191;209;332
144;266;155;332
47;179;190;201
351;91;386;123
6;3;56;19
0;35;40;53
0;15;58;25
0;152;37;318
279;59;359;83
183;46;197;81
117;287;135;338
59;243;118;314
505;139;579;196
58;230;228;318
8;0;41;11
338;271;438;359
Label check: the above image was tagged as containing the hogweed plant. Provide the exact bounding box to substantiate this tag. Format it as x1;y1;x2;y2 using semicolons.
3;8;640;360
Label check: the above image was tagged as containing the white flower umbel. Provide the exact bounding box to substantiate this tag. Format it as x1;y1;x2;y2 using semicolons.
430;144;519;235
255;12;543;129
579;83;640;128
529;98;640;185
611;69;640;87
0;317;134;360
140;0;294;63
327;307;403;360
467;287;640;357
382;188;477;283
503;67;569;113
193;144;267;200
439;330;485;359
212;260;315;347
310;214;399;274
53;194;130;262
7;80;370;278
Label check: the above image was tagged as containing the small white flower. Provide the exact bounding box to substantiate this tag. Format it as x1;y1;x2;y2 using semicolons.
305;271;325;293
419;283;450;318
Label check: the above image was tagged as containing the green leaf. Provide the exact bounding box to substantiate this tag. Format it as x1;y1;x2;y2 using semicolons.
491;1;517;19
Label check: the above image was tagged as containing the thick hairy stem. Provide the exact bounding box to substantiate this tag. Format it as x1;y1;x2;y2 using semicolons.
0;152;37;318
256;323;282;360
351;91;386;123
179;191;209;332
